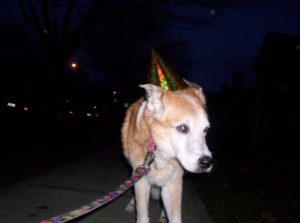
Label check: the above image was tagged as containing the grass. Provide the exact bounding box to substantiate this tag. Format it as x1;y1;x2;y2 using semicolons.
190;162;300;223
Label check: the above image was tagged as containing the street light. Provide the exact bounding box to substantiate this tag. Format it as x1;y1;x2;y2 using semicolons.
23;106;29;112
70;62;78;70
69;62;78;77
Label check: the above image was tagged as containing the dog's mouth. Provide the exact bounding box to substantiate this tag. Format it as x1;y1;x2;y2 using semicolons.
195;164;214;173
183;156;214;173
196;155;213;173
176;152;214;173
178;160;214;174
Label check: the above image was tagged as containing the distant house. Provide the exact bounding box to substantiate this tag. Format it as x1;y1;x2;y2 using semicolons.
252;32;300;164
253;32;300;85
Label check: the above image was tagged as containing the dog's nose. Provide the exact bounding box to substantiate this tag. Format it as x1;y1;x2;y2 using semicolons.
198;156;213;169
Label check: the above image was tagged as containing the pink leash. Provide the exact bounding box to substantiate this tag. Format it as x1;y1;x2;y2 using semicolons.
40;135;156;223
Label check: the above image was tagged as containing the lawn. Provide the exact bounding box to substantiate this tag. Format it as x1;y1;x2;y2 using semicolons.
190;161;300;223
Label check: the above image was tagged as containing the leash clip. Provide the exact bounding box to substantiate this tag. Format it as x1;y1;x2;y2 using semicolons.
143;152;155;168
137;152;155;175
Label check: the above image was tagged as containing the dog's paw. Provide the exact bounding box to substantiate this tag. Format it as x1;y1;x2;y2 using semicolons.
159;209;167;223
158;216;168;223
125;202;135;213
125;198;135;213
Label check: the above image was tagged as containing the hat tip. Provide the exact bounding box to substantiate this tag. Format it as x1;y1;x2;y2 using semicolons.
148;49;188;91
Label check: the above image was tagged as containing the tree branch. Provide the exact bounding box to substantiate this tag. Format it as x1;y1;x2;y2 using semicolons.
17;0;42;34
38;0;52;34
61;0;77;40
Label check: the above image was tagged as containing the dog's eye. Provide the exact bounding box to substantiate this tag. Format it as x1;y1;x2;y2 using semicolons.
176;124;189;134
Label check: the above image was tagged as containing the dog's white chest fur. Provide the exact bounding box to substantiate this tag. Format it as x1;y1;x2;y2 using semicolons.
147;155;183;187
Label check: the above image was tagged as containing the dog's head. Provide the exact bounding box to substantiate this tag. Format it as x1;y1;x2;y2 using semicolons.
140;80;213;173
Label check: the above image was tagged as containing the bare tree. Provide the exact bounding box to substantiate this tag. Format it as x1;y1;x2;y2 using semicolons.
18;1;109;80
17;0;240;99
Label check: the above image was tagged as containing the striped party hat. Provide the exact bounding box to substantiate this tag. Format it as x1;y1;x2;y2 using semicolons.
149;49;188;91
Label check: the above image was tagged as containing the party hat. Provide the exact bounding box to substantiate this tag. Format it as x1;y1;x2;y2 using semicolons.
149;49;188;91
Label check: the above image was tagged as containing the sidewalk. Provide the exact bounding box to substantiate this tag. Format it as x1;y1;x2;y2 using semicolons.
0;147;213;223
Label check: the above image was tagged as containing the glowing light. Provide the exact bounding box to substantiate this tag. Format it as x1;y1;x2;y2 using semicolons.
23;106;29;112
86;113;92;117
7;102;16;108
70;62;78;69
68;111;74;115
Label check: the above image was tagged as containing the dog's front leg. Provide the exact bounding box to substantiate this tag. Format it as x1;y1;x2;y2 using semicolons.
161;178;183;223
134;178;151;223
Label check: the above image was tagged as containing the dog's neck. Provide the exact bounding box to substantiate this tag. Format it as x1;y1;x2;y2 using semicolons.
147;133;156;153
136;100;173;168
136;101;147;129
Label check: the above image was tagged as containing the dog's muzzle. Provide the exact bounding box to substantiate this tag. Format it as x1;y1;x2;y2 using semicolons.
198;156;213;171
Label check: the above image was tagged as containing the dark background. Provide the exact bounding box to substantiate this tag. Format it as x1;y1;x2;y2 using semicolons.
0;1;299;220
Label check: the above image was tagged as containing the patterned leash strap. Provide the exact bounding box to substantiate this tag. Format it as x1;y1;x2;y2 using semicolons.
40;152;155;223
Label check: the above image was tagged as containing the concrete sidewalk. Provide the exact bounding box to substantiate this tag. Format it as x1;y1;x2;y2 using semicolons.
0;147;213;223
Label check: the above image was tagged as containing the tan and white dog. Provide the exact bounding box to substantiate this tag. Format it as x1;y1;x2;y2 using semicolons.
121;80;213;223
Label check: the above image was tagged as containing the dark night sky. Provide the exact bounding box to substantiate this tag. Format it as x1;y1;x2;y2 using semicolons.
184;0;300;91
1;0;300;91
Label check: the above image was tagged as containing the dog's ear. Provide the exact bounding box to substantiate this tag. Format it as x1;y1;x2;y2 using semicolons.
183;79;206;105
140;84;164;112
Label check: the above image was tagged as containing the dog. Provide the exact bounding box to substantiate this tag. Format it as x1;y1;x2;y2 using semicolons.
121;80;213;223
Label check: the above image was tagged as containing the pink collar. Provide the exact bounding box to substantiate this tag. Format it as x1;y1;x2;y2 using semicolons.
147;133;156;153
